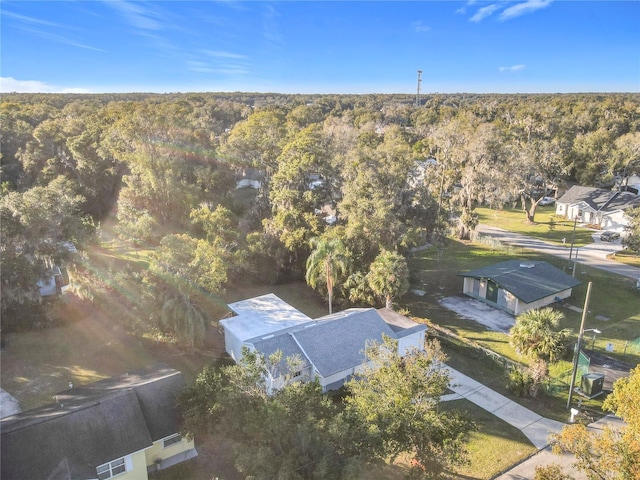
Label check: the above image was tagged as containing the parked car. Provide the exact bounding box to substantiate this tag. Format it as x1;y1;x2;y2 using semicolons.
600;231;620;242
539;197;555;206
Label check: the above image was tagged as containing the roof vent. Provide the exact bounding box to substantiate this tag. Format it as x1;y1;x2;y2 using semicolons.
262;334;274;340
519;262;535;268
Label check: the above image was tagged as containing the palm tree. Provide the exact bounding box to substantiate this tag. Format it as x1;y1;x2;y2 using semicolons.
510;307;570;364
160;289;207;349
305;237;349;314
367;250;410;309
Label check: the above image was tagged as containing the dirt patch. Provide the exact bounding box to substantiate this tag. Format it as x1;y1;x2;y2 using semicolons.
438;296;516;333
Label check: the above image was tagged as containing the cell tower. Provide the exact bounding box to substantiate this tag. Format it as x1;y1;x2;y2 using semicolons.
415;70;423;107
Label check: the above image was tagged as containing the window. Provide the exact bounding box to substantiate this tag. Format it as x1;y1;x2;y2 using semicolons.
96;457;126;480
163;433;182;448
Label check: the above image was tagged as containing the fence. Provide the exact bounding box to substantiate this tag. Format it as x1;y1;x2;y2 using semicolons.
426;322;523;373
545;350;590;395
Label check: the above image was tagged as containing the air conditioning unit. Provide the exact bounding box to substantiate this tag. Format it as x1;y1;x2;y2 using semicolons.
581;373;605;397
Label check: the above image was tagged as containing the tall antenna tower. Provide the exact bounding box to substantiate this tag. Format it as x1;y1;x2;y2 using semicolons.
415;70;423;107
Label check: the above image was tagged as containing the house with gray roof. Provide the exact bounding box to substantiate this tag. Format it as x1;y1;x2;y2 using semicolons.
221;294;427;392
1;365;197;480
555;185;640;233
460;260;581;315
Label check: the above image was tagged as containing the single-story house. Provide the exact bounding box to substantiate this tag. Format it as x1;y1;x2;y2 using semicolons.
460;260;582;315
220;294;427;392
1;365;197;480
555;185;640;232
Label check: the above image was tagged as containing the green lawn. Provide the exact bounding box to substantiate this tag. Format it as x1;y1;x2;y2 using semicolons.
442;400;537;479
402;235;640;421
476;206;597;247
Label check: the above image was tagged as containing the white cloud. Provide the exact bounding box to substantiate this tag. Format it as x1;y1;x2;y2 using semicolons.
2;10;62;28
499;64;526;72
412;21;431;33
500;0;553;21
106;0;163;31
470;4;501;22
0;77;91;93
202;50;247;60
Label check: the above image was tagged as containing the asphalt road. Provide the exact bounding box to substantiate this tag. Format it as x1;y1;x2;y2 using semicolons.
476;225;640;281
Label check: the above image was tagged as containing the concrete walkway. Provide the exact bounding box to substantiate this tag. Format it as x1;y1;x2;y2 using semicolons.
495;414;625;480
442;365;628;479
477;225;640;281
443;365;566;449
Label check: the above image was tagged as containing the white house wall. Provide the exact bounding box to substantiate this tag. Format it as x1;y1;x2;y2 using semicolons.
514;289;573;315
463;277;487;298
397;331;426;355
223;329;242;361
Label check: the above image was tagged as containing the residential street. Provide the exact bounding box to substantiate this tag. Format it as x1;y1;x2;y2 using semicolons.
476;225;640;281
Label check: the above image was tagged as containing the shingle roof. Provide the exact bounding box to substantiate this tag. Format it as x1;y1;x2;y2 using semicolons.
252;332;309;370
236;298;427;382
557;186;640;212
294;309;398;377
460;260;581;304
1;364;185;480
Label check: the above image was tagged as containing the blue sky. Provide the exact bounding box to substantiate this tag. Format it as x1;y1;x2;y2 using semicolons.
1;1;639;94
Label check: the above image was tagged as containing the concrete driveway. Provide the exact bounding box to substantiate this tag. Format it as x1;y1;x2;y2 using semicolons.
439;296;516;333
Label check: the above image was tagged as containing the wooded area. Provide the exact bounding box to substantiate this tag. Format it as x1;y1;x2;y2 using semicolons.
2;92;639;336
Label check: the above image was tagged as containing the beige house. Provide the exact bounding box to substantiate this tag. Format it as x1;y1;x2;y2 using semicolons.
460;260;581;315
1;365;197;480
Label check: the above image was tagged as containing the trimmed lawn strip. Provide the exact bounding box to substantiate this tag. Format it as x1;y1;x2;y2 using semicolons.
476;206;597;247
608;250;640;268
441;399;538;480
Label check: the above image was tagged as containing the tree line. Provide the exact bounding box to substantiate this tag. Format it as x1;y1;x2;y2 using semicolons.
1;92;639;334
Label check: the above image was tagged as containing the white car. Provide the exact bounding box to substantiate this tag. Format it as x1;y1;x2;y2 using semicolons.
539;197;555;206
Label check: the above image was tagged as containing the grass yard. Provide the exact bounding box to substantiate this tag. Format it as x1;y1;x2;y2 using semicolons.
0;294;223;410
442;400;537;479
608;250;640;268
403;236;640;421
476;206;598;247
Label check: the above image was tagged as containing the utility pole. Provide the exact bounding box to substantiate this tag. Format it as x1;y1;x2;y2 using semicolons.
567;282;593;410
568;217;578;266
415;70;422;107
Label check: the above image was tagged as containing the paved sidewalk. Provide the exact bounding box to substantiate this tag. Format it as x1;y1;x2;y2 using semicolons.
442;365;628;479
443;365;565;449
495;415;625;480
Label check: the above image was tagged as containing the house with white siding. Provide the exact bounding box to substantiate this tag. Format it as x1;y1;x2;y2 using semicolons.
555;185;640;233
220;294;427;392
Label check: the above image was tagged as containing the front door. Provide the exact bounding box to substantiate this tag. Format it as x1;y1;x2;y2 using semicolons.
486;280;499;303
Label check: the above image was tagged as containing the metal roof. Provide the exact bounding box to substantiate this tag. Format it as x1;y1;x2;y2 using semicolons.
221;293;312;341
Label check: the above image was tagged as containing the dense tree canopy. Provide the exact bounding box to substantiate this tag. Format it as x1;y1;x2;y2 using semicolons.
2;92;639;330
179;339;473;479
